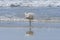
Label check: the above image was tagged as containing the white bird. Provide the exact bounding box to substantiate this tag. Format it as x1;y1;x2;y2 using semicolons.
25;12;34;20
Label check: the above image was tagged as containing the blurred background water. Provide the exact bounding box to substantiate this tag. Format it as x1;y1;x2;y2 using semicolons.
0;7;60;27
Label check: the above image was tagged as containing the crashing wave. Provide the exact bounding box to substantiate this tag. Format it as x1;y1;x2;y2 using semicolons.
0;0;60;7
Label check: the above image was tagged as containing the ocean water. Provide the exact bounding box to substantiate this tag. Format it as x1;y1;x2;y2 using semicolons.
0;7;60;28
0;7;60;18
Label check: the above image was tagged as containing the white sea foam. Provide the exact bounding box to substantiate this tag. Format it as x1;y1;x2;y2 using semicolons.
0;16;60;23
0;0;60;7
